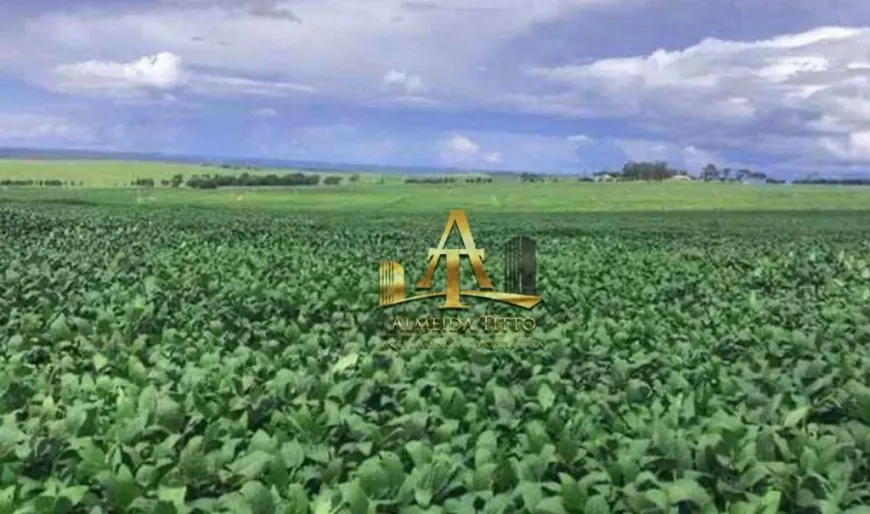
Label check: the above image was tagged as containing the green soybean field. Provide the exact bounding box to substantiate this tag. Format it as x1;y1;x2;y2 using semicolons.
2;203;870;514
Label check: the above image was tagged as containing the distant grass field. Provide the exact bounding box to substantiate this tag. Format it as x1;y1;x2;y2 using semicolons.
0;160;212;187
0;159;393;187
2;158;870;213
4;180;870;213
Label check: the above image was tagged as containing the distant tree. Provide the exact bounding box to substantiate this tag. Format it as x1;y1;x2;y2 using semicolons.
349;173;360;183
793;175;870;185
700;163;718;181
170;174;184;187
406;176;457;184
184;172;321;189
160;179;170;186
323;175;342;186
620;161;677;181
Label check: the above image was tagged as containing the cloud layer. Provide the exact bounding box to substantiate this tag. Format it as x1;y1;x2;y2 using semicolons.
3;0;870;173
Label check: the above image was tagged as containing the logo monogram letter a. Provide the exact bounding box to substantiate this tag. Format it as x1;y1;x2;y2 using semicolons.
416;209;493;309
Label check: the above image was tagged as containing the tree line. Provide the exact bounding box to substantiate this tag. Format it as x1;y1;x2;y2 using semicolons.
578;161;768;182
1;179;84;187
570;161;869;185
405;176;493;184
183;172;351;189
792;177;870;185
200;163;264;171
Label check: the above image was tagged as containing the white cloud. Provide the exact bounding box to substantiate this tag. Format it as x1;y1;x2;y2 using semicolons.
159;0;303;22
189;75;315;97
52;52;188;96
45;52;315;99
506;26;870;164
4;0;628;106
8;1;870;167
383;69;426;95
437;133;507;166
438;133;479;164
437;131;589;172
482;151;503;163
446;134;479;152
0;114;97;144
251;107;278;117
568;134;593;143
818;132;870;161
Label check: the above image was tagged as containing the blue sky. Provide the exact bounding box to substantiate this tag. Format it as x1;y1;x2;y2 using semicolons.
3;0;870;175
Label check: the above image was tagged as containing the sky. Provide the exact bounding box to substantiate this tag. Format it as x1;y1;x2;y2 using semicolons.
3;0;870;176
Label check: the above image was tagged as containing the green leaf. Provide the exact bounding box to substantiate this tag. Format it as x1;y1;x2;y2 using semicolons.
643;489;668;510
230;451;274;480
249;430;276;453
280;441;306;469
820;500;842;514
535;496;568;514
157;486;187;511
107;465;139;510
471;463;498;491
284;484;310;514
558;474;586;512
0;424;27;459
240;481;274;514
153;500;180;514
137;385;159;417
0;486;16;514
665;479;712;507
537;384;556;411
93;353;109;371
783;406;810;428
332;353;359;373
49;314;72;340
492;387;515;414
583;495;610;514
312;491;336;514
341;480;369;514
517;481;543;509
759;491;782;514
59;485;89;506
405;441;433;468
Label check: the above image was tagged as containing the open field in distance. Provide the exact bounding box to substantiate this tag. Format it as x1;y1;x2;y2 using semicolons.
0;159;397;187
4;159;870;214
4;180;870;213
